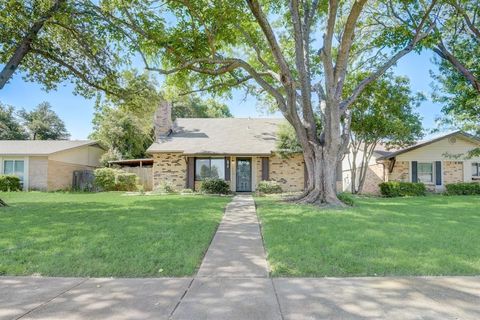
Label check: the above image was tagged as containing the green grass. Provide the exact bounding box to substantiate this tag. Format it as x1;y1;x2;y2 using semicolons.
0;192;231;277
256;195;480;277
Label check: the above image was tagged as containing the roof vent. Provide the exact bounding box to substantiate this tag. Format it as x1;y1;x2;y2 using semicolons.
448;136;457;144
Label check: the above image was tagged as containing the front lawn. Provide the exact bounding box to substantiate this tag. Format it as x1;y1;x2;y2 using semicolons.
0;192;230;277
256;195;480;277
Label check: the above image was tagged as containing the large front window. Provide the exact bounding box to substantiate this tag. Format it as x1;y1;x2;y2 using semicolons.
195;158;225;180
417;162;433;183
472;162;480;178
3;160;25;186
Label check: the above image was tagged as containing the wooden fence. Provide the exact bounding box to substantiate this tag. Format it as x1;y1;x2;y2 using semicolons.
122;167;153;191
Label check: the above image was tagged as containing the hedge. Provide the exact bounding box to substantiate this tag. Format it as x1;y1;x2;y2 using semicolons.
445;182;480;195
0;175;22;192
200;178;231;195
257;180;283;194
94;168;138;191
379;181;426;197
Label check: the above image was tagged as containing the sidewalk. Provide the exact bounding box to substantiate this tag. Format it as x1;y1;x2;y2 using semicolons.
1;195;479;319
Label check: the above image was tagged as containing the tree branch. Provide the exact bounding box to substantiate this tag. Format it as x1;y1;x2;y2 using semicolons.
0;0;65;89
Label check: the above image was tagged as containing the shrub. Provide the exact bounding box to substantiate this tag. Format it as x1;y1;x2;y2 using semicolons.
115;172;138;191
200;178;230;195
445;182;480;195
181;188;194;194
0;175;21;192
153;181;177;194
257;180;283;194
379;181;426;197
94;168;118;191
337;192;355;206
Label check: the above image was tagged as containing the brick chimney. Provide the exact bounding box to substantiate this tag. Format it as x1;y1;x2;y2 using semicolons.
154;100;173;139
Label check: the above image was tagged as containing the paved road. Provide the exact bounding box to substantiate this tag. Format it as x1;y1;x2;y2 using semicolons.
2;195;480;319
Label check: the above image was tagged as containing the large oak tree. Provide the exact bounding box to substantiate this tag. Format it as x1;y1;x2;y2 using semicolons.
97;0;438;205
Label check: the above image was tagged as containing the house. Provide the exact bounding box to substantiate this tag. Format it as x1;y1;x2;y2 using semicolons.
148;102;480;194
147;102;314;192
0;140;105;191
341;131;480;194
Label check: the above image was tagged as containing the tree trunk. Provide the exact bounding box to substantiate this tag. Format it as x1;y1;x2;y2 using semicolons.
293;142;345;207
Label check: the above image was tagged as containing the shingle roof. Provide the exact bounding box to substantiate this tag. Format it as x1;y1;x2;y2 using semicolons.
147;118;284;155
0;140;102;156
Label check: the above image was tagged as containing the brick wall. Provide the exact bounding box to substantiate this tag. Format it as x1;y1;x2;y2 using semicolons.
47;160;94;191
269;153;304;192
361;163;385;194
389;161;410;182
444;161;463;184
29;156;48;191
152;153;187;191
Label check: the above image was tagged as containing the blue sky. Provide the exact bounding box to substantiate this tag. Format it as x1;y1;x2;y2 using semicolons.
0;50;442;140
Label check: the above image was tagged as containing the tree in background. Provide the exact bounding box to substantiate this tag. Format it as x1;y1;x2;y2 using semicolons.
90;71;232;161
0;102;28;140
18;102;69;140
347;74;424;194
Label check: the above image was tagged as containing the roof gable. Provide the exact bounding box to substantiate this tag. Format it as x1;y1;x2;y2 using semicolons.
379;131;480;159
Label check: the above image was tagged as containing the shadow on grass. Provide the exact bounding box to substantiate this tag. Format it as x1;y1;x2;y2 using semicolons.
256;195;480;277
0;193;231;277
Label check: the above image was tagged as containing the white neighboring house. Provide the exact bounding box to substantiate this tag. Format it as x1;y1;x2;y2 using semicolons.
341;131;480;194
0;140;105;191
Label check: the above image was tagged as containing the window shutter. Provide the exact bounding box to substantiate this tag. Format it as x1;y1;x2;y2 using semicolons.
187;157;195;189
412;161;418;183
261;157;269;180
435;161;442;185
225;157;231;181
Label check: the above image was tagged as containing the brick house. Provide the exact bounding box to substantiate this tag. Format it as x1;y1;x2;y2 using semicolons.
0;140;105;191
341;131;480;194
147;102;313;192
148;103;480;194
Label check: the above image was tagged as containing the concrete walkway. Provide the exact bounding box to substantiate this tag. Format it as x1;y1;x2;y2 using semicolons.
1;195;480;319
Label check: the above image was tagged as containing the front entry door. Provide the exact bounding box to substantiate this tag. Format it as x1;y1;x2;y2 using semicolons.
236;158;252;192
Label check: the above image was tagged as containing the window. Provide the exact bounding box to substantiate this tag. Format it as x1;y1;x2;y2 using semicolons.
417;162;433;183
195;158;225;180
472;163;480;177
3;160;25;185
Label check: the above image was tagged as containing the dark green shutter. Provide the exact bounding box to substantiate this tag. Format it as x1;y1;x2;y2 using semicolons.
187;157;195;189
435;161;442;185
412;161;418;183
225;157;231;181
261;157;269;180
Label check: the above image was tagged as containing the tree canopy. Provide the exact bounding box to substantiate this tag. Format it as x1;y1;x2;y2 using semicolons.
0;102;28;140
18;102;69;140
90;71;232;161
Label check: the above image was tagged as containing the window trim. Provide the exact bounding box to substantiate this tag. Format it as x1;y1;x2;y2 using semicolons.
194;157;227;181
417;161;434;184
3;159;26;187
472;162;480;178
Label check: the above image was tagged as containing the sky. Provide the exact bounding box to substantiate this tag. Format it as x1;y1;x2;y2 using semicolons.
0;50;443;140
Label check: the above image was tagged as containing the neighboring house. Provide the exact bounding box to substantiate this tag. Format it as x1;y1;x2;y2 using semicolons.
147;102;315;192
342;131;480;194
0;140;105;191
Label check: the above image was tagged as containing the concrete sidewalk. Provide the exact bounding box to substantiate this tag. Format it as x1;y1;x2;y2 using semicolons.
1;195;480;319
